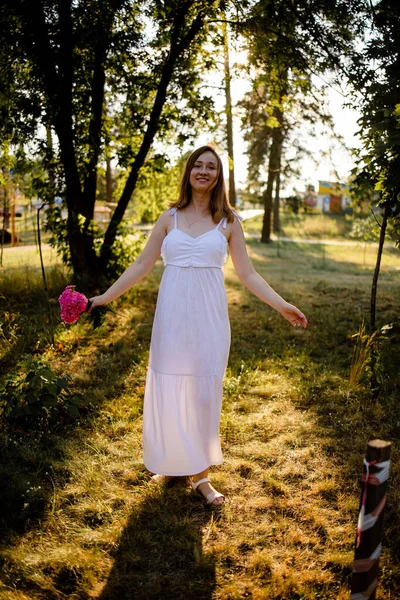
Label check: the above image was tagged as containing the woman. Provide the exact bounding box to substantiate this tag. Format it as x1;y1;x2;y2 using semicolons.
89;145;307;507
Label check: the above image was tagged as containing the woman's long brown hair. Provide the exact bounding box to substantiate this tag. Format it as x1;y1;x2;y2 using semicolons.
169;146;235;224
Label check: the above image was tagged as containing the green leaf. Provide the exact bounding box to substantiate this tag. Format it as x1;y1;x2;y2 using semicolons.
26;390;37;404
29;375;42;390
69;394;85;406
56;376;70;389
44;383;58;396
41;394;58;408
25;371;35;382
66;404;80;420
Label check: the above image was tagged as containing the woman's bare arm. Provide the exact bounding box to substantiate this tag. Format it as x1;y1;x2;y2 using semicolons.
228;217;308;328
89;210;170;308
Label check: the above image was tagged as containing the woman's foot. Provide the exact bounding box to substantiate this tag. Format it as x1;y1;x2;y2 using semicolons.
191;477;225;506
149;474;176;486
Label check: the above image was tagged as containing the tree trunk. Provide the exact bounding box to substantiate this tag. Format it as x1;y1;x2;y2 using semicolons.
261;159;275;243
261;106;283;243
66;210;104;288
370;204;389;331
223;20;236;208
273;150;281;233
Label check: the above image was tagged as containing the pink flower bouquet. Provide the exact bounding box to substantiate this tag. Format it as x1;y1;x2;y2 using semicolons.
58;285;115;329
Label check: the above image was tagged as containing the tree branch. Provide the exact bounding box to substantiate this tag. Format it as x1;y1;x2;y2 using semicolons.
100;2;211;267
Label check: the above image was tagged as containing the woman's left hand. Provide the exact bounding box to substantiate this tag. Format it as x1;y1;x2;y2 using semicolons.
280;303;308;328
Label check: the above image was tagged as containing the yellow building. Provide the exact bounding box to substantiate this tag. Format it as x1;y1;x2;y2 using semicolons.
318;181;351;213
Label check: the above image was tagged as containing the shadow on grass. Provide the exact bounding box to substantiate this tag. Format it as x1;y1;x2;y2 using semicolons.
98;481;217;600
0;270;160;547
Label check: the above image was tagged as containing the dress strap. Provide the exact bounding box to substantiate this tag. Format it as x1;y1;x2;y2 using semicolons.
168;207;178;229
215;210;242;230
231;209;244;222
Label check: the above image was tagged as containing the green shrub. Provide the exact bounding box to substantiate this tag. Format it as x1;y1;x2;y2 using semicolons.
285;195;303;214
0;355;86;430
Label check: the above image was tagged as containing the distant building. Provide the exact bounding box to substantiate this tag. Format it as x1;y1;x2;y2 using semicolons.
317;181;351;213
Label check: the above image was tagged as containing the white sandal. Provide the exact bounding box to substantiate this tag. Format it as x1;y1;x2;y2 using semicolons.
190;477;225;506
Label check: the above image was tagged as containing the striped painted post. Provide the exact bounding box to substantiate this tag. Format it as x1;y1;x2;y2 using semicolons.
350;439;391;600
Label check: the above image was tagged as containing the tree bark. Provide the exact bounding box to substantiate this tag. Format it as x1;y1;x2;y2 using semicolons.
223;20;236;207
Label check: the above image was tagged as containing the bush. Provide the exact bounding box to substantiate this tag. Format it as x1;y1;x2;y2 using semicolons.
285;195;303;214
0;355;86;431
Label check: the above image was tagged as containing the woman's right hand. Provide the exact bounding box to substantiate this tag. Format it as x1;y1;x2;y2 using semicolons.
87;295;108;313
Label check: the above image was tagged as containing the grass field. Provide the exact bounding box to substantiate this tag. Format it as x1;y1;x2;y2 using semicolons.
243;211;358;240
0;225;399;599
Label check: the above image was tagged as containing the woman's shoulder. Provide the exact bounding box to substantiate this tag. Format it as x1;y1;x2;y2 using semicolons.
167;206;178;215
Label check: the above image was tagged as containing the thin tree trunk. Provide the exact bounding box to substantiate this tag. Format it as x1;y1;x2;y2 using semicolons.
223;20;236;208
37;203;55;345
261;106;283;243
11;188;16;246
370;204;389;331
261;159;276;243
106;156;113;204
0;186;6;267
273;152;281;233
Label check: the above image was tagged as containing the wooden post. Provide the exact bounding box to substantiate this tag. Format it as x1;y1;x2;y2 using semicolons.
350;439;391;600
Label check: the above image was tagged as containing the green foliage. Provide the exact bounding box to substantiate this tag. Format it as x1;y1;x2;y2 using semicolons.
349;320;400;393
0;356;86;430
129;156;184;223
45;206;147;281
349;216;380;242
285;195;302;215
0;0;221;281
349;1;400;244
99;223;147;281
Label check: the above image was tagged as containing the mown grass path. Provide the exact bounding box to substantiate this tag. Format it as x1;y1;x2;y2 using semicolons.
0;235;399;599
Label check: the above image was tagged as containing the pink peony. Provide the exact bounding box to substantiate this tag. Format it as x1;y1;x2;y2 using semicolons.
58;285;88;325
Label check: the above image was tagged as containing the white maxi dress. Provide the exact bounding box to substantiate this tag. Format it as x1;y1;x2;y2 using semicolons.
142;207;241;476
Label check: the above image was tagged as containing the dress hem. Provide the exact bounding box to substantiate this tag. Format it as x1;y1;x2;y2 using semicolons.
143;459;224;477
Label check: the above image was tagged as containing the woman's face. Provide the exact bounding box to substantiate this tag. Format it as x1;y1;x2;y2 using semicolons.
189;151;219;195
